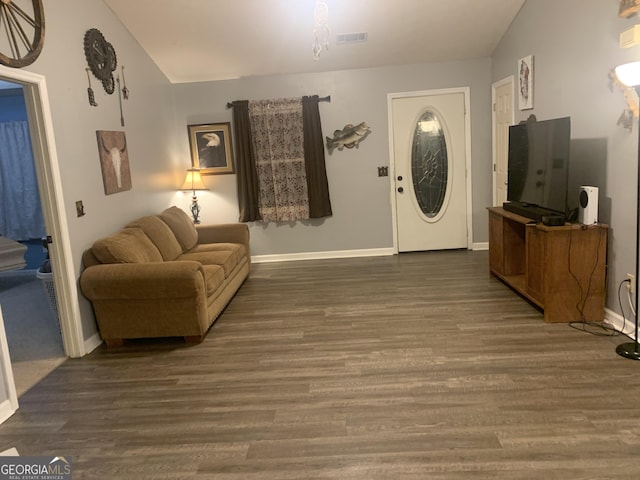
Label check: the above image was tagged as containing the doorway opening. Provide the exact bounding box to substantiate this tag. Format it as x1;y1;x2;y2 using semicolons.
0;66;85;364
0;79;65;396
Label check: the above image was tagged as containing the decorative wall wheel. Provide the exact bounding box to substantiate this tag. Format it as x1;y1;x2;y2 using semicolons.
0;0;45;68
84;28;117;94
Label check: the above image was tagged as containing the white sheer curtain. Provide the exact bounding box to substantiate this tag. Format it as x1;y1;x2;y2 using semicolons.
0;121;46;241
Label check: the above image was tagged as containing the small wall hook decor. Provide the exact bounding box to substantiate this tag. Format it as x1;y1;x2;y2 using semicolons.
121;65;129;100
85;68;98;107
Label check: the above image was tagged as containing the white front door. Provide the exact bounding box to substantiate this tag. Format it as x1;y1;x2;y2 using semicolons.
492;77;514;206
391;91;468;252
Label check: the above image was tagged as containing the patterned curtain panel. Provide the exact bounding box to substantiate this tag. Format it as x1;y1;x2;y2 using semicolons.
249;98;310;222
0;121;46;240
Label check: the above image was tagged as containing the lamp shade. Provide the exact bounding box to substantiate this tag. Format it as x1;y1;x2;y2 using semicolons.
180;168;208;192
615;61;640;87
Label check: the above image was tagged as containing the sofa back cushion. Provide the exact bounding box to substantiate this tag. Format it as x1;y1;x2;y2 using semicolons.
92;228;163;264
158;206;198;251
126;215;183;261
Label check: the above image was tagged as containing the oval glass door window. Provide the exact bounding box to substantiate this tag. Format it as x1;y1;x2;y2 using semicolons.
411;109;450;220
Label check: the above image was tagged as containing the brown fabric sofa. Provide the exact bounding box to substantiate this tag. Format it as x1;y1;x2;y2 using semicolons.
80;206;250;346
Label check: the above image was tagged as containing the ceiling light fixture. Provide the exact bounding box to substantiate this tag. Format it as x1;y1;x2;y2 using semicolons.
312;1;330;61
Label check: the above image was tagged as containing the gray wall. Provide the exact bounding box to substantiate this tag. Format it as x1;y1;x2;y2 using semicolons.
492;0;638;315
173;58;493;256
0;0;498;344
0;0;182;340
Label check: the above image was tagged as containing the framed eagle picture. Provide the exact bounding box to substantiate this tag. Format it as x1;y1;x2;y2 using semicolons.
187;122;234;175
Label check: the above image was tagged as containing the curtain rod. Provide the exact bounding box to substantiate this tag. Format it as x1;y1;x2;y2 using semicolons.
226;95;331;109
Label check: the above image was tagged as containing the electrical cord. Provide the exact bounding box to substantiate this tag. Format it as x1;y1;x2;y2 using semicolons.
567;225;603;321
627;282;636;317
567;225;620;337
569;277;628;337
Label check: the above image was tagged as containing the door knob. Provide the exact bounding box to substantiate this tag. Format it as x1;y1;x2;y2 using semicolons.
397;187;404;193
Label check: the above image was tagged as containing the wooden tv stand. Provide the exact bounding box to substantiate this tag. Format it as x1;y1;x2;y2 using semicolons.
488;206;607;323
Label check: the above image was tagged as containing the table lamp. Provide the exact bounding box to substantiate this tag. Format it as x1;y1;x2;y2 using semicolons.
180;168;208;224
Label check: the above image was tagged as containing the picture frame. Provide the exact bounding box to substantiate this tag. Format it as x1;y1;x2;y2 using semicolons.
96;130;132;195
518;55;534;110
187;122;234;175
619;0;640;18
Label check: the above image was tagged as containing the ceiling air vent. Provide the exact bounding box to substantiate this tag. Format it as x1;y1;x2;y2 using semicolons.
336;32;368;44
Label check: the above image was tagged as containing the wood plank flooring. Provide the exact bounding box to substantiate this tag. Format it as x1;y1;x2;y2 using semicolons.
2;250;639;479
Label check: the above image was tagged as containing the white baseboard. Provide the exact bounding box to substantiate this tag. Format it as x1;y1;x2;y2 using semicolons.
0;399;17;425
252;245;492;263
84;332;103;354
252;248;395;264
604;307;635;339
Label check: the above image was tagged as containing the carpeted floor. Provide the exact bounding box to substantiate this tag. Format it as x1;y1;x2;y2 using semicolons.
0;269;66;397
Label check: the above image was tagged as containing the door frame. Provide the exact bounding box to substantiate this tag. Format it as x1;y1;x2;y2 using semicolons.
0;66;84;358
491;76;515;206
387;87;473;253
0;306;18;423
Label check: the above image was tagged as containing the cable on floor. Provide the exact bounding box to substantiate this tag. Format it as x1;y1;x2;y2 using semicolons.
569;278;629;337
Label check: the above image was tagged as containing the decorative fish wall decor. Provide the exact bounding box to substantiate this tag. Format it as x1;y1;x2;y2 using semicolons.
326;122;371;152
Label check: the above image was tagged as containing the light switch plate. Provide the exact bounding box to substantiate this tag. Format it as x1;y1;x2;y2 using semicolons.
75;200;85;217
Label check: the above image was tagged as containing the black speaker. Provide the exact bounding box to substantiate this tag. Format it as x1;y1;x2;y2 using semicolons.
541;214;565;226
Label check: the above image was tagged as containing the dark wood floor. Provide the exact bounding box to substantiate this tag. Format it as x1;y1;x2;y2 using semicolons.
2;250;639;479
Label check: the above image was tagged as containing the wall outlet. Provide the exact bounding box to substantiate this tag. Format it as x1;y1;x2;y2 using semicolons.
627;273;635;295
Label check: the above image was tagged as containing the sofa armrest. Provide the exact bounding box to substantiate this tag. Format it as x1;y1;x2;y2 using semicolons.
196;223;250;248
80;261;205;300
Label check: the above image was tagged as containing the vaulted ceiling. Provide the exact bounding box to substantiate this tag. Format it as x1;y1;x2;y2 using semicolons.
104;0;525;83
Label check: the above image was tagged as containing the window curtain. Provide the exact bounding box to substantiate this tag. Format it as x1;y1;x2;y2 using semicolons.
231;96;332;223
0;121;46;240
231;101;262;222
249;98;309;222
302;95;332;218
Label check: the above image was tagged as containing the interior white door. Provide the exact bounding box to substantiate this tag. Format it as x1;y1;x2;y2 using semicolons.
0;306;18;424
392;92;467;252
493;78;514;206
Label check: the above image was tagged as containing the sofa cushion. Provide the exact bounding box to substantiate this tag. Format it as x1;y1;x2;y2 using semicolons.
201;264;226;296
92;228;163;264
178;250;238;277
126;215;183;261
188;242;247;262
158;206;198;251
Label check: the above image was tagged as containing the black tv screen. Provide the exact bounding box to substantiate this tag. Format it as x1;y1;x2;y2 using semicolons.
506;117;570;217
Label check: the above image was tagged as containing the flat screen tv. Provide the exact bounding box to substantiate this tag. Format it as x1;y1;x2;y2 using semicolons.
503;116;571;222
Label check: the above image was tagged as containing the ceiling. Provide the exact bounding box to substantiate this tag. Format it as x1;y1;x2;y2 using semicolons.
103;0;525;84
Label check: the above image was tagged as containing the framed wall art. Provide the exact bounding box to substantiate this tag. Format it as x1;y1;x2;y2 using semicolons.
518;55;534;110
619;0;640;18
96;130;131;195
187;122;234;174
